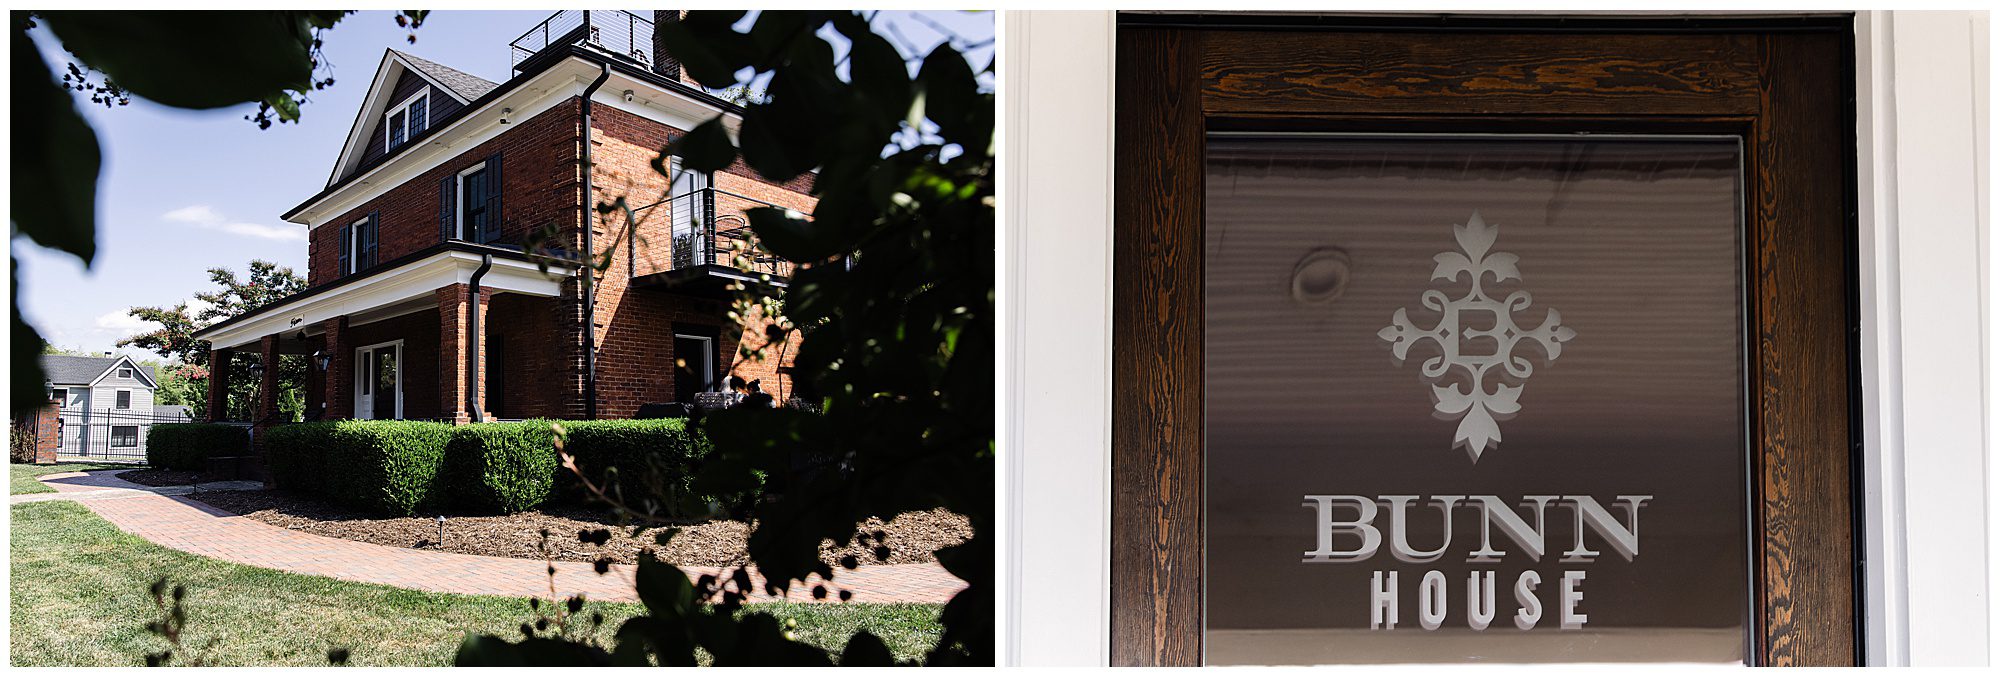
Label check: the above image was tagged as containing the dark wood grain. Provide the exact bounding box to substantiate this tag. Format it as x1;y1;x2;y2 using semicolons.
1112;19;1856;665
1749;31;1857;666
1200;31;1761;117
1110;26;1207;667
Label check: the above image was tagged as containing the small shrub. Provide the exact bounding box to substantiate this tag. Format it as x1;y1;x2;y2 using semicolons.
441;421;560;514
559;418;717;516
262;422;335;491
265;420;453;515
10;426;38;463
146;424;249;471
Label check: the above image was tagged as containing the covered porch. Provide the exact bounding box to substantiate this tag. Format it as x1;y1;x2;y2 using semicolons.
194;243;575;427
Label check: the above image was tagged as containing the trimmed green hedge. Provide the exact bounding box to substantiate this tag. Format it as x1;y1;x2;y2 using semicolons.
264;418;717;517
441;421;561;514
557;419;714;515
265;420;454;516
146;424;249;471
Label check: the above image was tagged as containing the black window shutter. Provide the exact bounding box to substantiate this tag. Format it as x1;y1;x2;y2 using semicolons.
439;174;457;241
481;152;504;243
338;223;352;276
364;211;380;268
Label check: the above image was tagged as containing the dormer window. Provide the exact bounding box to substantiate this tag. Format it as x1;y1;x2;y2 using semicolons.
385;90;430;153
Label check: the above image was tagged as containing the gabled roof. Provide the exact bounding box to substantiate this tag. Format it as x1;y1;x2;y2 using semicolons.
286;46;751;225
393;50;499;101
324;49;500;188
40;354;157;388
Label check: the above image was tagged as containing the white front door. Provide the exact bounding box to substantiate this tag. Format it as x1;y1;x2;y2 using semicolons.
354;341;403;420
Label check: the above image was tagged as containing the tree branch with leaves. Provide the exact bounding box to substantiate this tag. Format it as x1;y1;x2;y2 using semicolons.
10;10;423;413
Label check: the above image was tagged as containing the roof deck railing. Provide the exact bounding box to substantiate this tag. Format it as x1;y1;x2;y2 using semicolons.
509;9;655;72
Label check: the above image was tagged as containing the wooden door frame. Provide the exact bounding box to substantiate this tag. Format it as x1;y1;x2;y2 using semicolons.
1110;14;1860;666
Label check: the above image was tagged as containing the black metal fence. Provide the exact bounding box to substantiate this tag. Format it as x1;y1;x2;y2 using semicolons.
54;407;195;463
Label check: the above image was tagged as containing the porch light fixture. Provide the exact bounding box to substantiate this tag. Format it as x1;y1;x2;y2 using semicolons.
246;359;265;378
312;350;330;372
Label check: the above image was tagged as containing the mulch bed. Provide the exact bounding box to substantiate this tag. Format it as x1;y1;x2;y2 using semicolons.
117;469;208;488
186;489;972;569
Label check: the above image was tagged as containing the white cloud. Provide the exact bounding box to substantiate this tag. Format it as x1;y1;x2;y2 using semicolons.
218;221;308;241
162;204;304;241
94;310;155;333
161;204;221;225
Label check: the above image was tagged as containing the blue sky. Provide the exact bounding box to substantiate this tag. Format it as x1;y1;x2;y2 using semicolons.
13;10;993;362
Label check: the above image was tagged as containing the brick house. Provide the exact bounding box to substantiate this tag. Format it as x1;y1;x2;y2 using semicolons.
192;11;811;427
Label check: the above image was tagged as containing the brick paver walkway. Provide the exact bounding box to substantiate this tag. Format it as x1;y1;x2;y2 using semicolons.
25;470;965;605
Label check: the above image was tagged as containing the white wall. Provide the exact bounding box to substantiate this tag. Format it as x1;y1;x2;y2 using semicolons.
1003;9;1992;666
1000;9;1116;668
1857;9;1992;666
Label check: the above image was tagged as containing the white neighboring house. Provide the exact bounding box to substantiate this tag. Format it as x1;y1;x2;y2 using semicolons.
41;354;166;460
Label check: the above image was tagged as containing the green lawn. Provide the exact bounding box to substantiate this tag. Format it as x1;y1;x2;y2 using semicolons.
9;462;131;495
10;501;942;666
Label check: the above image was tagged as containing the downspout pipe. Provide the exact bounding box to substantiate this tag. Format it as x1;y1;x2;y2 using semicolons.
467;253;493;422
580;62;611;420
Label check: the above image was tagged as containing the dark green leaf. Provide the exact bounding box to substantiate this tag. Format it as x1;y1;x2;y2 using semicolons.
839;631;895;666
632;557;695;620
38;11;336;110
744;207;835;262
11;258;53;414
917;42;980;143
11;27;100;265
833;13;910;123
666;118;737;174
651;12;751;89
733;108;805;183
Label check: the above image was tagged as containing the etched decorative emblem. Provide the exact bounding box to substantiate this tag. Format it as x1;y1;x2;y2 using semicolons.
1377;212;1574;461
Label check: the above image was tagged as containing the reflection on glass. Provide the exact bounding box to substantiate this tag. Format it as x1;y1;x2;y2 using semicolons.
1204;136;1747;665
374;346;397;420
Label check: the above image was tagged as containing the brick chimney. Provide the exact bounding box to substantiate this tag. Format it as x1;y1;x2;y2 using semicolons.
652;10;683;83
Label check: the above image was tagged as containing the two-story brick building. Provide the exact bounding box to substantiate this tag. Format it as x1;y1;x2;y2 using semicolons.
193;10;811;426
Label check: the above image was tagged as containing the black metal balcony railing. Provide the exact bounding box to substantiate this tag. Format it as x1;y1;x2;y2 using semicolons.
508;10;751;102
510;10;655;72
630;186;796;285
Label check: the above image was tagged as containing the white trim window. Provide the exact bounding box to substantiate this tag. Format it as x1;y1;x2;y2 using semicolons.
340;213;378;276
348;219;367;274
385;89;430;153
455;160;498;243
115;389;131;409
118;367;133;379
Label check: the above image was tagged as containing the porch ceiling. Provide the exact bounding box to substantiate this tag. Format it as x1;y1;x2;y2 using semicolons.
195;246;571;350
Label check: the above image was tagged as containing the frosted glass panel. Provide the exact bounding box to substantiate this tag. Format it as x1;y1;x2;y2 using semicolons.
1203;136;1748;665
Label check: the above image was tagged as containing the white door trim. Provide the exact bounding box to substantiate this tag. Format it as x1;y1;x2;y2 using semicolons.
674;333;716;393
354;339;405;420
